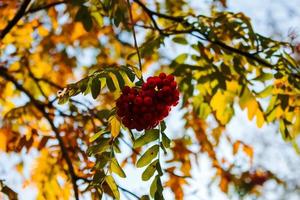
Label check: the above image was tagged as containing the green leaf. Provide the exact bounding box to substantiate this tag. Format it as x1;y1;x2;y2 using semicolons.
161;132;171;148
113;71;125;90
79;78;89;93
160;121;166;132
89;130;108;143
140;36;162;57
155;177;164;200
94;152;110;169
279;94;289;110
91;77;101;99
175;53;188;63
71;0;85;5
172;36;188;45
136;145;159;168
198;102;211;119
105;175;120;200
75;6;93;32
87;138;110;156
58;96;69;105
274;72;283;79
111;158;126;178
253;73;273;81
113;143;121;153
130;65;142;79
142;159;158;181
140;195;150;200
106;74;116;92
150;175;158;198
121;66;135;82
91;6;103;27
256;85;273;98
133;129;159;148
156;162;163;176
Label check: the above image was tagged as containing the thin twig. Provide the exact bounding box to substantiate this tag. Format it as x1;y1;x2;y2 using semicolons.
118;185;140;199
126;0;143;72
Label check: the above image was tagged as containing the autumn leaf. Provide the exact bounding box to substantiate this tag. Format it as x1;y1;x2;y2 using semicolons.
109;116;121;138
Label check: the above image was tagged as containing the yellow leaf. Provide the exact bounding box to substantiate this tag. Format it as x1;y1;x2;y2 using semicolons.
243;145;254;164
233;141;241;155
109;115;120;138
256;110;264;128
38;26;49;37
105;175;120;200
0;129;7;151
129;65;142;79
211;90;234;124
239;87;265;127
219;176;229;193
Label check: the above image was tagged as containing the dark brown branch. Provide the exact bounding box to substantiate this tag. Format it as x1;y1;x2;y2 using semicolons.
0;67;79;200
0;0;32;39
1;0;68;40
133;0;184;23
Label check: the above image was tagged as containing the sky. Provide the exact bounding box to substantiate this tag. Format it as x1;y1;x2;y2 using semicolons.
1;0;300;199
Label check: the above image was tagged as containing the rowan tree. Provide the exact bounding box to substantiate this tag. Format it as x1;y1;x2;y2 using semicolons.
0;0;300;199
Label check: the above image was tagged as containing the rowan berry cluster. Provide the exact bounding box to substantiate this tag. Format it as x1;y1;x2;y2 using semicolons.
116;73;179;131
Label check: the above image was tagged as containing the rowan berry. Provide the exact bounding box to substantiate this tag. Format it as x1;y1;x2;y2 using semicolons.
159;72;167;79
144;96;153;105
116;72;179;131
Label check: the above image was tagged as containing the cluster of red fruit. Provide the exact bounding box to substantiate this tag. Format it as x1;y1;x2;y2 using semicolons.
116;73;179;131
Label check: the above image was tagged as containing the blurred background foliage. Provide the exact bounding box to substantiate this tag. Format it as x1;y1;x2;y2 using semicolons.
0;0;300;199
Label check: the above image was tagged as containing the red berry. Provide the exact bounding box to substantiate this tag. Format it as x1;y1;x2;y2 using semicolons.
142;83;148;90
144;96;153;105
122;86;131;94
166;96;173;104
133;106;139;113
157;91;164;98
162;86;171;94
170;81;177;89
159;73;167;79
129;94;136;101
145;90;155;97
156;104;164;111
134;96;143;105
144;113;152;121
141;106;147;112
166;75;174;82
163;79;171;85
148;79;156;89
116;73;179;130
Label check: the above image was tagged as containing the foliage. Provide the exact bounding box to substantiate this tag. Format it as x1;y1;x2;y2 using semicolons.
0;0;300;199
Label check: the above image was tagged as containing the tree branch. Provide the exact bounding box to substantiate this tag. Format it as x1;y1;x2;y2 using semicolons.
0;0;68;40
133;0;184;23
0;0;32;39
132;0;300;80
0;67;79;200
